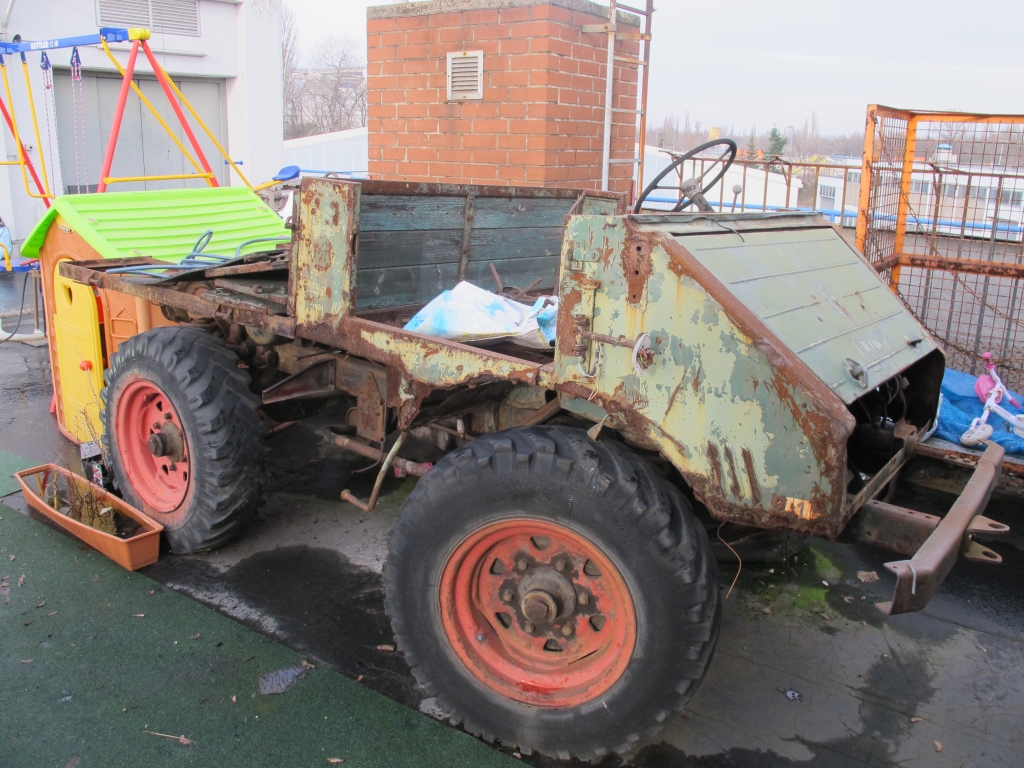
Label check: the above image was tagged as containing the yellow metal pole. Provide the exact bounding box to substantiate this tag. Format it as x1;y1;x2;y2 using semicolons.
0;242;9;272
104;172;215;184
100;39;207;179
855;105;877;257
160;71;252;188
891;115;919;292
1;59;51;201
20;56;52;197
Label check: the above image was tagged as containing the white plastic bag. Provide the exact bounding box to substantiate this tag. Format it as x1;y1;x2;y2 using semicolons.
403;281;556;349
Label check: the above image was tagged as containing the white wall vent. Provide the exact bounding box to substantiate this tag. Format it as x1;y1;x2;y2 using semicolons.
447;51;483;101
98;0;200;37
97;0;149;27
151;0;200;36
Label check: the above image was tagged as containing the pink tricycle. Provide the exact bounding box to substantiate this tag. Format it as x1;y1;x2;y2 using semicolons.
960;353;1024;446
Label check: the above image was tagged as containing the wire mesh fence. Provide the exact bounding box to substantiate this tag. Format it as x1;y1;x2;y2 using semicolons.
856;107;1024;389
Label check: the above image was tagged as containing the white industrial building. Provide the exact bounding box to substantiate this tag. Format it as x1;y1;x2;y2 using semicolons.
1;0;283;256
282;126;368;178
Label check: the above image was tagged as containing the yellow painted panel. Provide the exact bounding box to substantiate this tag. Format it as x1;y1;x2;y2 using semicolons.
53;261;105;442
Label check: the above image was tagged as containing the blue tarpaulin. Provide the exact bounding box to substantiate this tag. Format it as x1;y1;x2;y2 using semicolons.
934;368;1024;455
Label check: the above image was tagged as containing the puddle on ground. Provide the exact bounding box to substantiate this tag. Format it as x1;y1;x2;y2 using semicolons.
145;544;420;707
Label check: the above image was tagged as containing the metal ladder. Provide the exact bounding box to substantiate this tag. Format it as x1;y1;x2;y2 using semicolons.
587;0;654;201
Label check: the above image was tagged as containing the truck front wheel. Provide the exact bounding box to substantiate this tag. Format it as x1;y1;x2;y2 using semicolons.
101;327;265;553
384;426;719;760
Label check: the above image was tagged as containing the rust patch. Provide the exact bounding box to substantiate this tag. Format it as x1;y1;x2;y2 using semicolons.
354;373;385;441
663;376;687;419
741;448;762;505
723;445;742;499
692;365;702;395
660;233;855;535
621;232;652;305
706;442;723;494
557;286;583;357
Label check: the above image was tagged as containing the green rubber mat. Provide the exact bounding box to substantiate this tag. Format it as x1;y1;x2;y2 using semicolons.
0;503;517;768
0;449;33;497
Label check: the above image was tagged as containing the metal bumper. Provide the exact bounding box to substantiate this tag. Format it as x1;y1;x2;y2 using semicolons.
846;442;1009;615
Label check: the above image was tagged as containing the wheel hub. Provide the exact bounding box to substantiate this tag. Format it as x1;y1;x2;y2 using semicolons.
517;566;576;627
114;378;191;514
439;519;636;708
147;421;184;461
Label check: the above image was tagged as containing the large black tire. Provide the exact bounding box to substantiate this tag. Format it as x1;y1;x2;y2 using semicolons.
384;426;719;760
101;327;265;553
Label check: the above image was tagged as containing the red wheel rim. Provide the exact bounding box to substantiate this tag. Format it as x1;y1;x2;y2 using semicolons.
439;519;636;708
114;378;191;514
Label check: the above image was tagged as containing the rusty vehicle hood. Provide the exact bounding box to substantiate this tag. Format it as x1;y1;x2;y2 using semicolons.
667;215;939;403
554;212;940;538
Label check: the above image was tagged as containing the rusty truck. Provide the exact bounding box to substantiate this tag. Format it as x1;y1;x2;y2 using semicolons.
32;149;1008;759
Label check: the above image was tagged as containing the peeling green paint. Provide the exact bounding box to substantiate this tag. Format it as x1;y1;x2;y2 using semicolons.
553;216;868;534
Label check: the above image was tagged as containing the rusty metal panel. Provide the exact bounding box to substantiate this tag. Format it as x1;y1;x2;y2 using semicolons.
676;226;939;403
553;215;855;537
290;178;360;341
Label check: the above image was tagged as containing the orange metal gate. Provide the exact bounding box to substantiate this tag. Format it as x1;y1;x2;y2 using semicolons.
856;106;1024;388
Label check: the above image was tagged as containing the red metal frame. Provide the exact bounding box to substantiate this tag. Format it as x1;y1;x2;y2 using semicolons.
96;40;141;193
140;40;217;186
95;37;218;194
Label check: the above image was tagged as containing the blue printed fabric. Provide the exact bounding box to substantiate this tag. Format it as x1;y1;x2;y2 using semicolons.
404;281;556;349
934;368;1024;454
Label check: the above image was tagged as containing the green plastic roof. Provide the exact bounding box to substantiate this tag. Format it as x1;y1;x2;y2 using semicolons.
21;186;290;262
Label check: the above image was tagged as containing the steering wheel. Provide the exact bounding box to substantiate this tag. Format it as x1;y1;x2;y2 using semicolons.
633;138;738;214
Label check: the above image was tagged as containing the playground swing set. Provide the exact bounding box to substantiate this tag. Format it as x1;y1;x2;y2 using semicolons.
3;26;296;446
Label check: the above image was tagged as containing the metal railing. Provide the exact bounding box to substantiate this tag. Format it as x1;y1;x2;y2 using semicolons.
856;106;1024;387
641;155;862;226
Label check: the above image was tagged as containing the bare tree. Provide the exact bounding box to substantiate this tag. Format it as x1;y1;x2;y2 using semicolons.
282;4;304;139
648;111;862;161
298;38;367;136
282;32;367;139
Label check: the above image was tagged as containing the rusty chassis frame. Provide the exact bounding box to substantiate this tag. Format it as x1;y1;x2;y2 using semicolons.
58;179;1010;616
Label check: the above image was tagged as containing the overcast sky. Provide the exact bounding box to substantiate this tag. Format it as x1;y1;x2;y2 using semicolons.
286;0;1024;136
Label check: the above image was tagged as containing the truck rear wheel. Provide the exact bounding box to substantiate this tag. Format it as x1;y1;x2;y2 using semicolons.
101;327;265;553
384;426;719;760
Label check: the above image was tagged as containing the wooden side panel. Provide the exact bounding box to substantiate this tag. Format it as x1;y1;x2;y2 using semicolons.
352;193;572;312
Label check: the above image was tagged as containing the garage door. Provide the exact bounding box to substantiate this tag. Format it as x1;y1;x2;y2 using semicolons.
53;71;228;193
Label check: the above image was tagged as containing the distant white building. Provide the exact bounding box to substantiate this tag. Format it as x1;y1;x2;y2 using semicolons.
1;0;283;255
812;155;861;223
282;127;368;178
907;144;1024;241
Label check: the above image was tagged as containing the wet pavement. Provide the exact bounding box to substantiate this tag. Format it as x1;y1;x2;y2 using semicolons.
2;293;1023;766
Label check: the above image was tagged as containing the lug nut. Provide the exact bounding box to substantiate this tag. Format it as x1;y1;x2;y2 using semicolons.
516;559;528;572
578;593;589;605
502;590;514;602
555;560;566;572
164;413;172;420
561;625;572;636
476;633;485;642
152;422;161;430
524;622;533;633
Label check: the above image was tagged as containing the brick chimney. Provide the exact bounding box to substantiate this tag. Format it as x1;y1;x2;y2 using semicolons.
366;0;641;194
